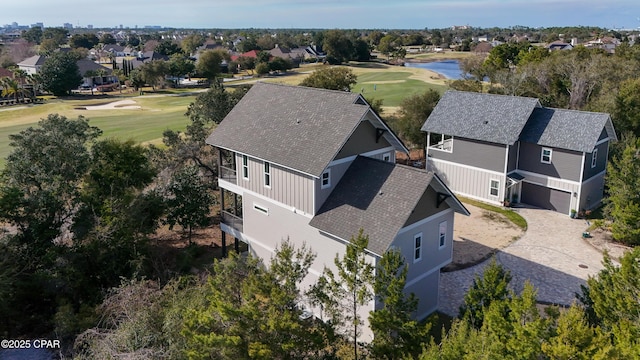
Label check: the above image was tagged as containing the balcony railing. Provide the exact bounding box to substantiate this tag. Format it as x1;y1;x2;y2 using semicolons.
219;166;237;185
221;210;243;233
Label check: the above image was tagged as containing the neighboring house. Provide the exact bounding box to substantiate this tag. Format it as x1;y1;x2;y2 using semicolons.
76;59;118;88
547;40;574;51
422;91;617;215
17;55;47;75
206;83;469;341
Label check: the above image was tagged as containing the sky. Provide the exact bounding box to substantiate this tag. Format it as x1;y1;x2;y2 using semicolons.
2;0;640;30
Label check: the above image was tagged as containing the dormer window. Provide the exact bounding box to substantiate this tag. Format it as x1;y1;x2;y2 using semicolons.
321;169;331;189
429;132;453;152
541;148;552;164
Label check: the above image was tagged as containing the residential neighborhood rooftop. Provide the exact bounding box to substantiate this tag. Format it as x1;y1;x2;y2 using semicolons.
520;107;617;153
206;82;405;177
421;90;541;146
310;156;438;255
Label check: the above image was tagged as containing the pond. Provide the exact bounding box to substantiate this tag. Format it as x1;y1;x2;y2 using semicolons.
405;60;464;80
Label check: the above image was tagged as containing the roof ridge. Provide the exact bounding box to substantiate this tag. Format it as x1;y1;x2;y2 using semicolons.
447;90;538;101
539;106;610;116
256;80;361;98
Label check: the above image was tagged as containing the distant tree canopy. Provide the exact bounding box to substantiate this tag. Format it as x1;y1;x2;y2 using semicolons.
196;49;227;81
299;67;357;91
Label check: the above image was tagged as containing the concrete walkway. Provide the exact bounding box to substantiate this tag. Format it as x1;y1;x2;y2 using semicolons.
438;207;609;317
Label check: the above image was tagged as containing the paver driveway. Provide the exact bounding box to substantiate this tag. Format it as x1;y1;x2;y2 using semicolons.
438;206;609;317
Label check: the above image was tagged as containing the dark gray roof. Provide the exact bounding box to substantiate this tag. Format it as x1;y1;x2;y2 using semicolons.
206;82;405;177
17;55;47;67
520;107;616;152
421;90;540;145
77;60;112;76
309;157;437;256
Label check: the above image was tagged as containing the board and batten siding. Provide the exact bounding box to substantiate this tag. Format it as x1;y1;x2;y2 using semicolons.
517;142;582;181
582;141;609;181
334;119;392;160
429;158;504;204
236;153;315;215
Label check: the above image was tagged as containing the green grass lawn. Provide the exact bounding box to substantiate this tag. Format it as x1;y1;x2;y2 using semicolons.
459;196;528;231
0;94;196;167
354;71;447;107
0;61;452;166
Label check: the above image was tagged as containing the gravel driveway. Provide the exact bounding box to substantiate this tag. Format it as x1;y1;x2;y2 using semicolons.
438;206;609;317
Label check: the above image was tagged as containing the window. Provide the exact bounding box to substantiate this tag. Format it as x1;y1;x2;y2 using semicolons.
541;147;552;164
439;221;447;248
428;132;453;152
321;169;331;189
591;148;598;168
490;180;500;197
264;162;271;188
242;155;249;179
253;203;268;215
414;233;422;262
382;152;392;162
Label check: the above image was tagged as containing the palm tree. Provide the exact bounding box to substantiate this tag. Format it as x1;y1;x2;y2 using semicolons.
25;73;42;100
1;78;29;103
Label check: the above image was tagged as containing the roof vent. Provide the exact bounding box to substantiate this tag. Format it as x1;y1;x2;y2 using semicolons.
296;119;300;124
379;191;384;196
483;120;489;125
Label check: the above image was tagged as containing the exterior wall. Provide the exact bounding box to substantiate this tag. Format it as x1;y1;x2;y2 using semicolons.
582;141;609;181
517;142;582;181
236;153;315;215
507;143;518;172
404;186;451;227
429;158;504;205
516;171;580;213
335;120;392;160
427;136;506;173
241;192;377;341
391;209;454;318
314;159;353;212
579;172;606;210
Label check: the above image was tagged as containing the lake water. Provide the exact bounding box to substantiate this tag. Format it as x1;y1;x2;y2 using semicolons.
404;60;464;80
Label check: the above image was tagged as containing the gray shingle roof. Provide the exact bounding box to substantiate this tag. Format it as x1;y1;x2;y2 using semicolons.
206;82;401;177
520;107;616;152
17;55;47;67
421;90;540;145
309;156;437;256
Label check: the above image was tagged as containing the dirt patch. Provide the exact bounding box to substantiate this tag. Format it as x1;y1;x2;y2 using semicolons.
444;204;523;271
582;227;631;261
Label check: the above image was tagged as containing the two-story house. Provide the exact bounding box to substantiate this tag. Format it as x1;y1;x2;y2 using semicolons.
421;90;617;215
206;83;469;341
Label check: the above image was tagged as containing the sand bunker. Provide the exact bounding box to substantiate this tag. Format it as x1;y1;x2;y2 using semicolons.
83;99;141;110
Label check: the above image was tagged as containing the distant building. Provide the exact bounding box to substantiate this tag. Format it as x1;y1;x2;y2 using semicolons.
63;23;73;29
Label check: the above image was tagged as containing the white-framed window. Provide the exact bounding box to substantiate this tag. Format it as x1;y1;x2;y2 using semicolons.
242;155;249;179
253;203;268;215
489;179;500;197
428;132;453;152
439;221;447;248
591;148;598;168
321;169;331;189
264;161;271;188
382;152;392;162
541;147;552;164
413;233;422;262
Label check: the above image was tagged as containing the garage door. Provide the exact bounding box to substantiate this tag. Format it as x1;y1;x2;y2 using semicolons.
521;182;571;214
